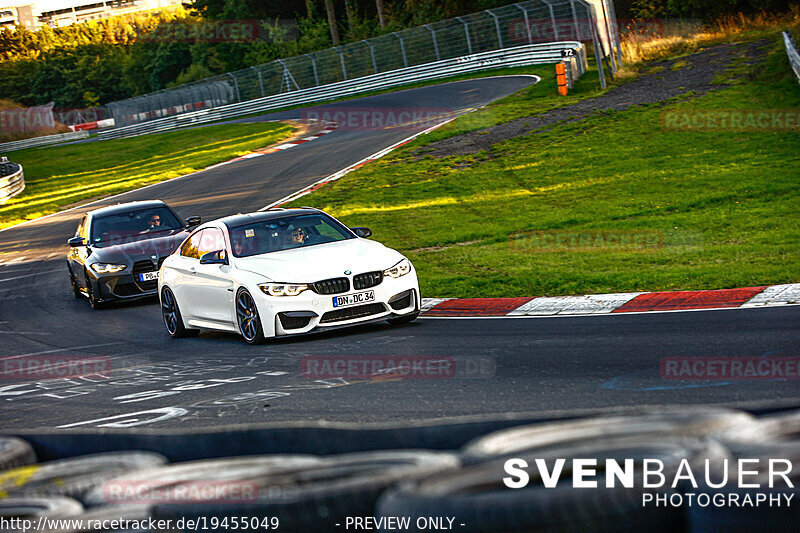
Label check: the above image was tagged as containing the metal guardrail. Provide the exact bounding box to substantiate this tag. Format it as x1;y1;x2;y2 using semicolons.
99;42;587;140
105;0;617;128
784;31;800;85
0;130;90;154
0;158;25;204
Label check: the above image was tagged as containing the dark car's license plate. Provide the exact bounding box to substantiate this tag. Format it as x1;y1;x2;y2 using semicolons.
137;271;159;282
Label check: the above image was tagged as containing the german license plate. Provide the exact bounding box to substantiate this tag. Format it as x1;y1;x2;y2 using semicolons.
333;290;375;308
137;271;159;282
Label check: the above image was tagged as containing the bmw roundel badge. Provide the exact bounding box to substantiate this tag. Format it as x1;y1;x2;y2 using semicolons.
344;270;351;275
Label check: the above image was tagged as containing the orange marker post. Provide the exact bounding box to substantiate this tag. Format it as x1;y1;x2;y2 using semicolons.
556;63;568;96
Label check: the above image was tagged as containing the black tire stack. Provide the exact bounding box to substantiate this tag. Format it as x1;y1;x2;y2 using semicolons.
0;407;797;532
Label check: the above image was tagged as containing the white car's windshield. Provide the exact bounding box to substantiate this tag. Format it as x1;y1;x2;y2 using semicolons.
229;213;355;257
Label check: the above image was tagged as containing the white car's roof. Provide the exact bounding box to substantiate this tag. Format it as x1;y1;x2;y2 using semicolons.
216;208;322;229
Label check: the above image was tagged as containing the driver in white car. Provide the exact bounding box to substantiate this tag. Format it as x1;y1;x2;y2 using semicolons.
289;227;305;246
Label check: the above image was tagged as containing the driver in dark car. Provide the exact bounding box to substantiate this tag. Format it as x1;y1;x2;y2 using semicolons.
147;214;162;231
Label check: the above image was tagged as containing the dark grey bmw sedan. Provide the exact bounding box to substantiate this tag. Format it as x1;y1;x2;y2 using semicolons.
66;200;200;308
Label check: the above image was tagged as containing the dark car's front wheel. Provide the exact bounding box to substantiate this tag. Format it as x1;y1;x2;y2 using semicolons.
84;269;103;310
236;288;265;345
161;287;198;338
69;271;81;299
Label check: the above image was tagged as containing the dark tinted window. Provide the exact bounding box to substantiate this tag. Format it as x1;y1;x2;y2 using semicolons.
91;207;182;244
229;214;354;257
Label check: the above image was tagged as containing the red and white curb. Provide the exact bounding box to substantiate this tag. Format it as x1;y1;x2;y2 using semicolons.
419;284;800;318
263;120;340;153
206;120;340;170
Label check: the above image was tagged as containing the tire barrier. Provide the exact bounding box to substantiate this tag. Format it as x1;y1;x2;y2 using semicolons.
2;406;797;532
81;455;323;507
688;442;800;533
0;436;36;471
0;452;167;503
459;407;756;465
0;497;84;528
0;159;25;204
377;439;726;533
714;407;800;454
687;409;800;532
150;451;460;533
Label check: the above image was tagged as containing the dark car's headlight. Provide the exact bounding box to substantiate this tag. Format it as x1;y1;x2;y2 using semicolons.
90;263;126;274
258;283;309;297
384;258;412;278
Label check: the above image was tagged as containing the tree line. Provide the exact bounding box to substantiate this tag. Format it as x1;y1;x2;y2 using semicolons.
0;0;794;110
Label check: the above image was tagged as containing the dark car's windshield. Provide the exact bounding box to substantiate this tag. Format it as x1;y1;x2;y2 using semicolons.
229;213;354;257
91;207;183;245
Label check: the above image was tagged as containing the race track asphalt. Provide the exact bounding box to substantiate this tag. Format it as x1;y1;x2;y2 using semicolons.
0;76;798;430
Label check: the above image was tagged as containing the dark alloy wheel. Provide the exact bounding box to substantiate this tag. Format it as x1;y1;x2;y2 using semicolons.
161;287;198;338
84;269;102;310
69;271;81;299
236;288;265;345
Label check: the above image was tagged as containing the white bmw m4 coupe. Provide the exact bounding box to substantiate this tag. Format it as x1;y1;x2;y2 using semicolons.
158;208;420;344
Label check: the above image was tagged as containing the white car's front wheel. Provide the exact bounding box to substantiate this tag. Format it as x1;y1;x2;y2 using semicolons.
236;288;266;345
161;287;198;338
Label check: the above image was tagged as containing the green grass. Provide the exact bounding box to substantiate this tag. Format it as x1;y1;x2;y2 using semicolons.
288;32;800;298
414;62;605;146
0;122;295;229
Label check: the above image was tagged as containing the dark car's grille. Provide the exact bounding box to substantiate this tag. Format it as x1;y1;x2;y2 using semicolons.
353;271;383;290
320;303;386;324
132;257;165;292
112;283;140;297
313;277;350;295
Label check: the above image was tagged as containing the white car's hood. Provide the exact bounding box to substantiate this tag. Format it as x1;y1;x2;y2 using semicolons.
233;238;405;282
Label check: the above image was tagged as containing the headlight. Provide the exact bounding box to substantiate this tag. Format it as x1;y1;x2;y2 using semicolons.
384;258;412;278
90;263;126;273
258;283;309;297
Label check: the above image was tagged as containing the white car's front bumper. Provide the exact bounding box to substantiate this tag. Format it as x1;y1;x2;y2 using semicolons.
255;271;420;337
